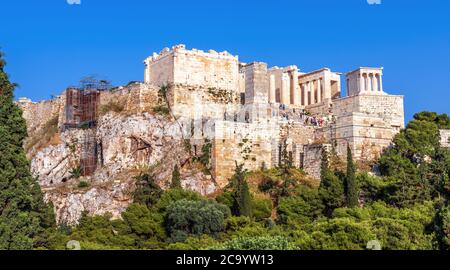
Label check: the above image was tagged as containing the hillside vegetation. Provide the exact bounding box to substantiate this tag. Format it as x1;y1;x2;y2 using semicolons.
38;112;450;250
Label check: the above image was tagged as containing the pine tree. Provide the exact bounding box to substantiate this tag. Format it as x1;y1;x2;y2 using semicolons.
170;165;182;189
231;162;252;217
0;51;55;249
346;145;359;207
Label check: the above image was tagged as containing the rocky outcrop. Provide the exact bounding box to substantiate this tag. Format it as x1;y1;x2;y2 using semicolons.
25;101;217;225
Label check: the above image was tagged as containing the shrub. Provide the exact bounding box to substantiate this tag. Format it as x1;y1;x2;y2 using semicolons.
25;115;59;155
100;100;125;115
165;199;231;240
120;204;166;246
278;186;324;224
152;105;170;116
70;166;82;179
78;181;90;188
218;236;295;250
251;198;272;222
154;188;202;212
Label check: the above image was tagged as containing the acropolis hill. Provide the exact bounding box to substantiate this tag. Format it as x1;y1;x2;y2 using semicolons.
18;44;406;224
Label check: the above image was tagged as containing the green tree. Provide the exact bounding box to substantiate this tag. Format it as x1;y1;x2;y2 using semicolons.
0;51;55;250
346;145;359;207
279;140;294;196
133;174;163;208
318;148;345;216
230;163;252;217
121;204;166;249
170;164;182;189
218;236;294;250
377;114;448;207
278;186;324;224
165;199;230;241
154;188;202;213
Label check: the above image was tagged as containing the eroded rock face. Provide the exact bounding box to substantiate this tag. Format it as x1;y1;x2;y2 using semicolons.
29;111;217;225
44;182;134;225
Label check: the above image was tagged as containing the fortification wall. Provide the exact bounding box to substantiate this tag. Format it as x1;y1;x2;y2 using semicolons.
173;49;239;92
332;94;404;159
171;84;241;120
18;95;66;138
302;144;331;180
145;45;240;92
145;52;174;87
212;120;279;187
281;121;316;168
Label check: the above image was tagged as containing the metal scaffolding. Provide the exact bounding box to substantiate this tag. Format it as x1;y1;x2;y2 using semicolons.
64;76;110;176
64;76;110;129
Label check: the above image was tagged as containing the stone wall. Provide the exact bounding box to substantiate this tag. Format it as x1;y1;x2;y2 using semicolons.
145;45;240;92
302;144;331;180
242;62;269;105
440;129;450;148
17;95;66;137
212;120;279;187
332;93;404;159
171;84;241;120
280;121;316;168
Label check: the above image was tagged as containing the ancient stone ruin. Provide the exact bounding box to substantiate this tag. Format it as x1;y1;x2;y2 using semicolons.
18;44;405;224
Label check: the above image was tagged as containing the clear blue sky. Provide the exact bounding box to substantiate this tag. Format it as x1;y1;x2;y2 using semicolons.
1;0;449;121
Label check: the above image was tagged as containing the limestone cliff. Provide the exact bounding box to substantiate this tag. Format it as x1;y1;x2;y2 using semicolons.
19;87;217;225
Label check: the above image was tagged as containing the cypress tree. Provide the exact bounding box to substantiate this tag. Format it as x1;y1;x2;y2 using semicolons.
279;140;294;196
346;145;359;207
320;146;330;180
170;164;182;189
319;146;345;216
0;51;55;249
232;162;252;217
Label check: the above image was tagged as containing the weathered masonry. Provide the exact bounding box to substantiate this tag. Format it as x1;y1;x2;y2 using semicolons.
142;45;405;187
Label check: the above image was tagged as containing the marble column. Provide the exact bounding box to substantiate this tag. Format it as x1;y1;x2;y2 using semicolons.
373;74;378;93
306;82;310;105
317;79;322;103
269;74;276;103
308;82;314;105
378;74;383;92
301;83;306;106
292;71;300;105
281;73;290;104
360;74;365;93
364;74;368;92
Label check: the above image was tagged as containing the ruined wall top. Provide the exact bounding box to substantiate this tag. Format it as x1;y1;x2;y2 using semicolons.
145;44;238;64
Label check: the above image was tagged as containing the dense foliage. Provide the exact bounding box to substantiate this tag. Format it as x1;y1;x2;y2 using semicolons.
44;111;449;250
0;51;55;249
